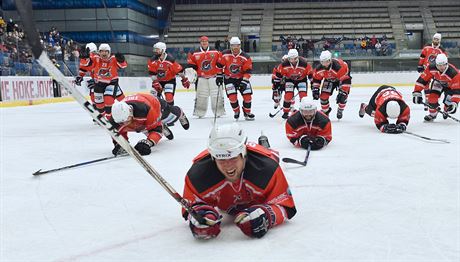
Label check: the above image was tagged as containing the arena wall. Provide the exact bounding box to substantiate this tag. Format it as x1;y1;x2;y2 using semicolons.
0;71;419;107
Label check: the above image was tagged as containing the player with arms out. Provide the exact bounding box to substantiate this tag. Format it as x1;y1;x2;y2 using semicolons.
182;123;296;239
79;43;127;118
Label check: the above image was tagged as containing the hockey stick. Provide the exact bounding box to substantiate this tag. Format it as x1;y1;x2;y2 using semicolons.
15;0;207;225
403;131;450;144
213;83;222;126
32;154;127;176
269;92;299;118
282;144;311;166
422;102;460;123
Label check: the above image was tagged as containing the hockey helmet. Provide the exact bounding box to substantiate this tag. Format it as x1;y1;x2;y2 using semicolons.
436;54;448;65
299;97;317;121
433;33;442;41
287;49;299;59
207;123;247;160
98;43;111;54
153;42;167;54
386;100;400;119
111;101;133;123
320;50;332;62
230;37;241;45
86;42;97;53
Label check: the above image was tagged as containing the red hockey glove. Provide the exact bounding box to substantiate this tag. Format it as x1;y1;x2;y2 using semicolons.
181;78;190;89
188;204;222;240
234;204;275;238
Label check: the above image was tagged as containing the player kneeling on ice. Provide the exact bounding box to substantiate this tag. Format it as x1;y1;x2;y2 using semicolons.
285;97;332;150
182;123;296;239
110;93;190;156
359;85;410;134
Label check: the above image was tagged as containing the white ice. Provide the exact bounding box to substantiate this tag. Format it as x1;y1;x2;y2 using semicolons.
1;87;459;262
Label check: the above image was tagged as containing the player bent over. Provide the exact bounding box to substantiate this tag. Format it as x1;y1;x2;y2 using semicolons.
359;85;410;134
110;93;190;156
182;123;296;239
285;97;332;150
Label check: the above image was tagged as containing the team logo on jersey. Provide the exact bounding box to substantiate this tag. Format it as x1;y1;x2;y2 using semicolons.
229;64;240;74
157;69;166;78
428;55;436;63
200;60;211;71
290;73;302;81
98;68;112;78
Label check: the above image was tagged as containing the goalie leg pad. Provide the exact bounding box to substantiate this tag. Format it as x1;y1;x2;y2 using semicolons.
194;78;210;117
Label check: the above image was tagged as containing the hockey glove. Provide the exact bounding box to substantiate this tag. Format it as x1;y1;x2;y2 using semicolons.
112;143;127;156
188;204;222;240
311;136;327;150
382;123;399;134
134;139;155;155
239;79;250;92
80;47;90;59
395;123;406;133
412;91;423;104
336;89;348;104
446;103;457;114
115;53;125;63
417;65;425;73
234;204;275;239
215;74;224;86
299;135;313;149
75;76;83;86
312;87;320;100
181;77;190;89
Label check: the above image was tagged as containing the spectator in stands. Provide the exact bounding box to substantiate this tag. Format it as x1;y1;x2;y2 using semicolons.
0;17;5;36
360;38;367;50
371;35;377;49
224;37;230;50
375;41;382;56
6;18;15;33
252;40;257;52
215;39;221;51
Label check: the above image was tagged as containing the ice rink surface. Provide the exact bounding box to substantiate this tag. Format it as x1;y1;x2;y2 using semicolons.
1;87;459;262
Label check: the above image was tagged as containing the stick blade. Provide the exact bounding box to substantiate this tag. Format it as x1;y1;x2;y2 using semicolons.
32;169;43;176
282;157;306;166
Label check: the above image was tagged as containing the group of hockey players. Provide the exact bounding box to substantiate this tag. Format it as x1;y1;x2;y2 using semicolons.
75;32;458;240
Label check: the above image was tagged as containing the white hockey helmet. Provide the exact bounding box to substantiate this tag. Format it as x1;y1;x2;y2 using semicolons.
153;42;167;53
386;100;400;119
320;50;332;62
433;33;442;41
111;101;133;123
299;97;317;121
98;43;111;54
287;49;299;59
207;123;247;160
86;42;97;53
436;54;448;65
230;37;241;45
